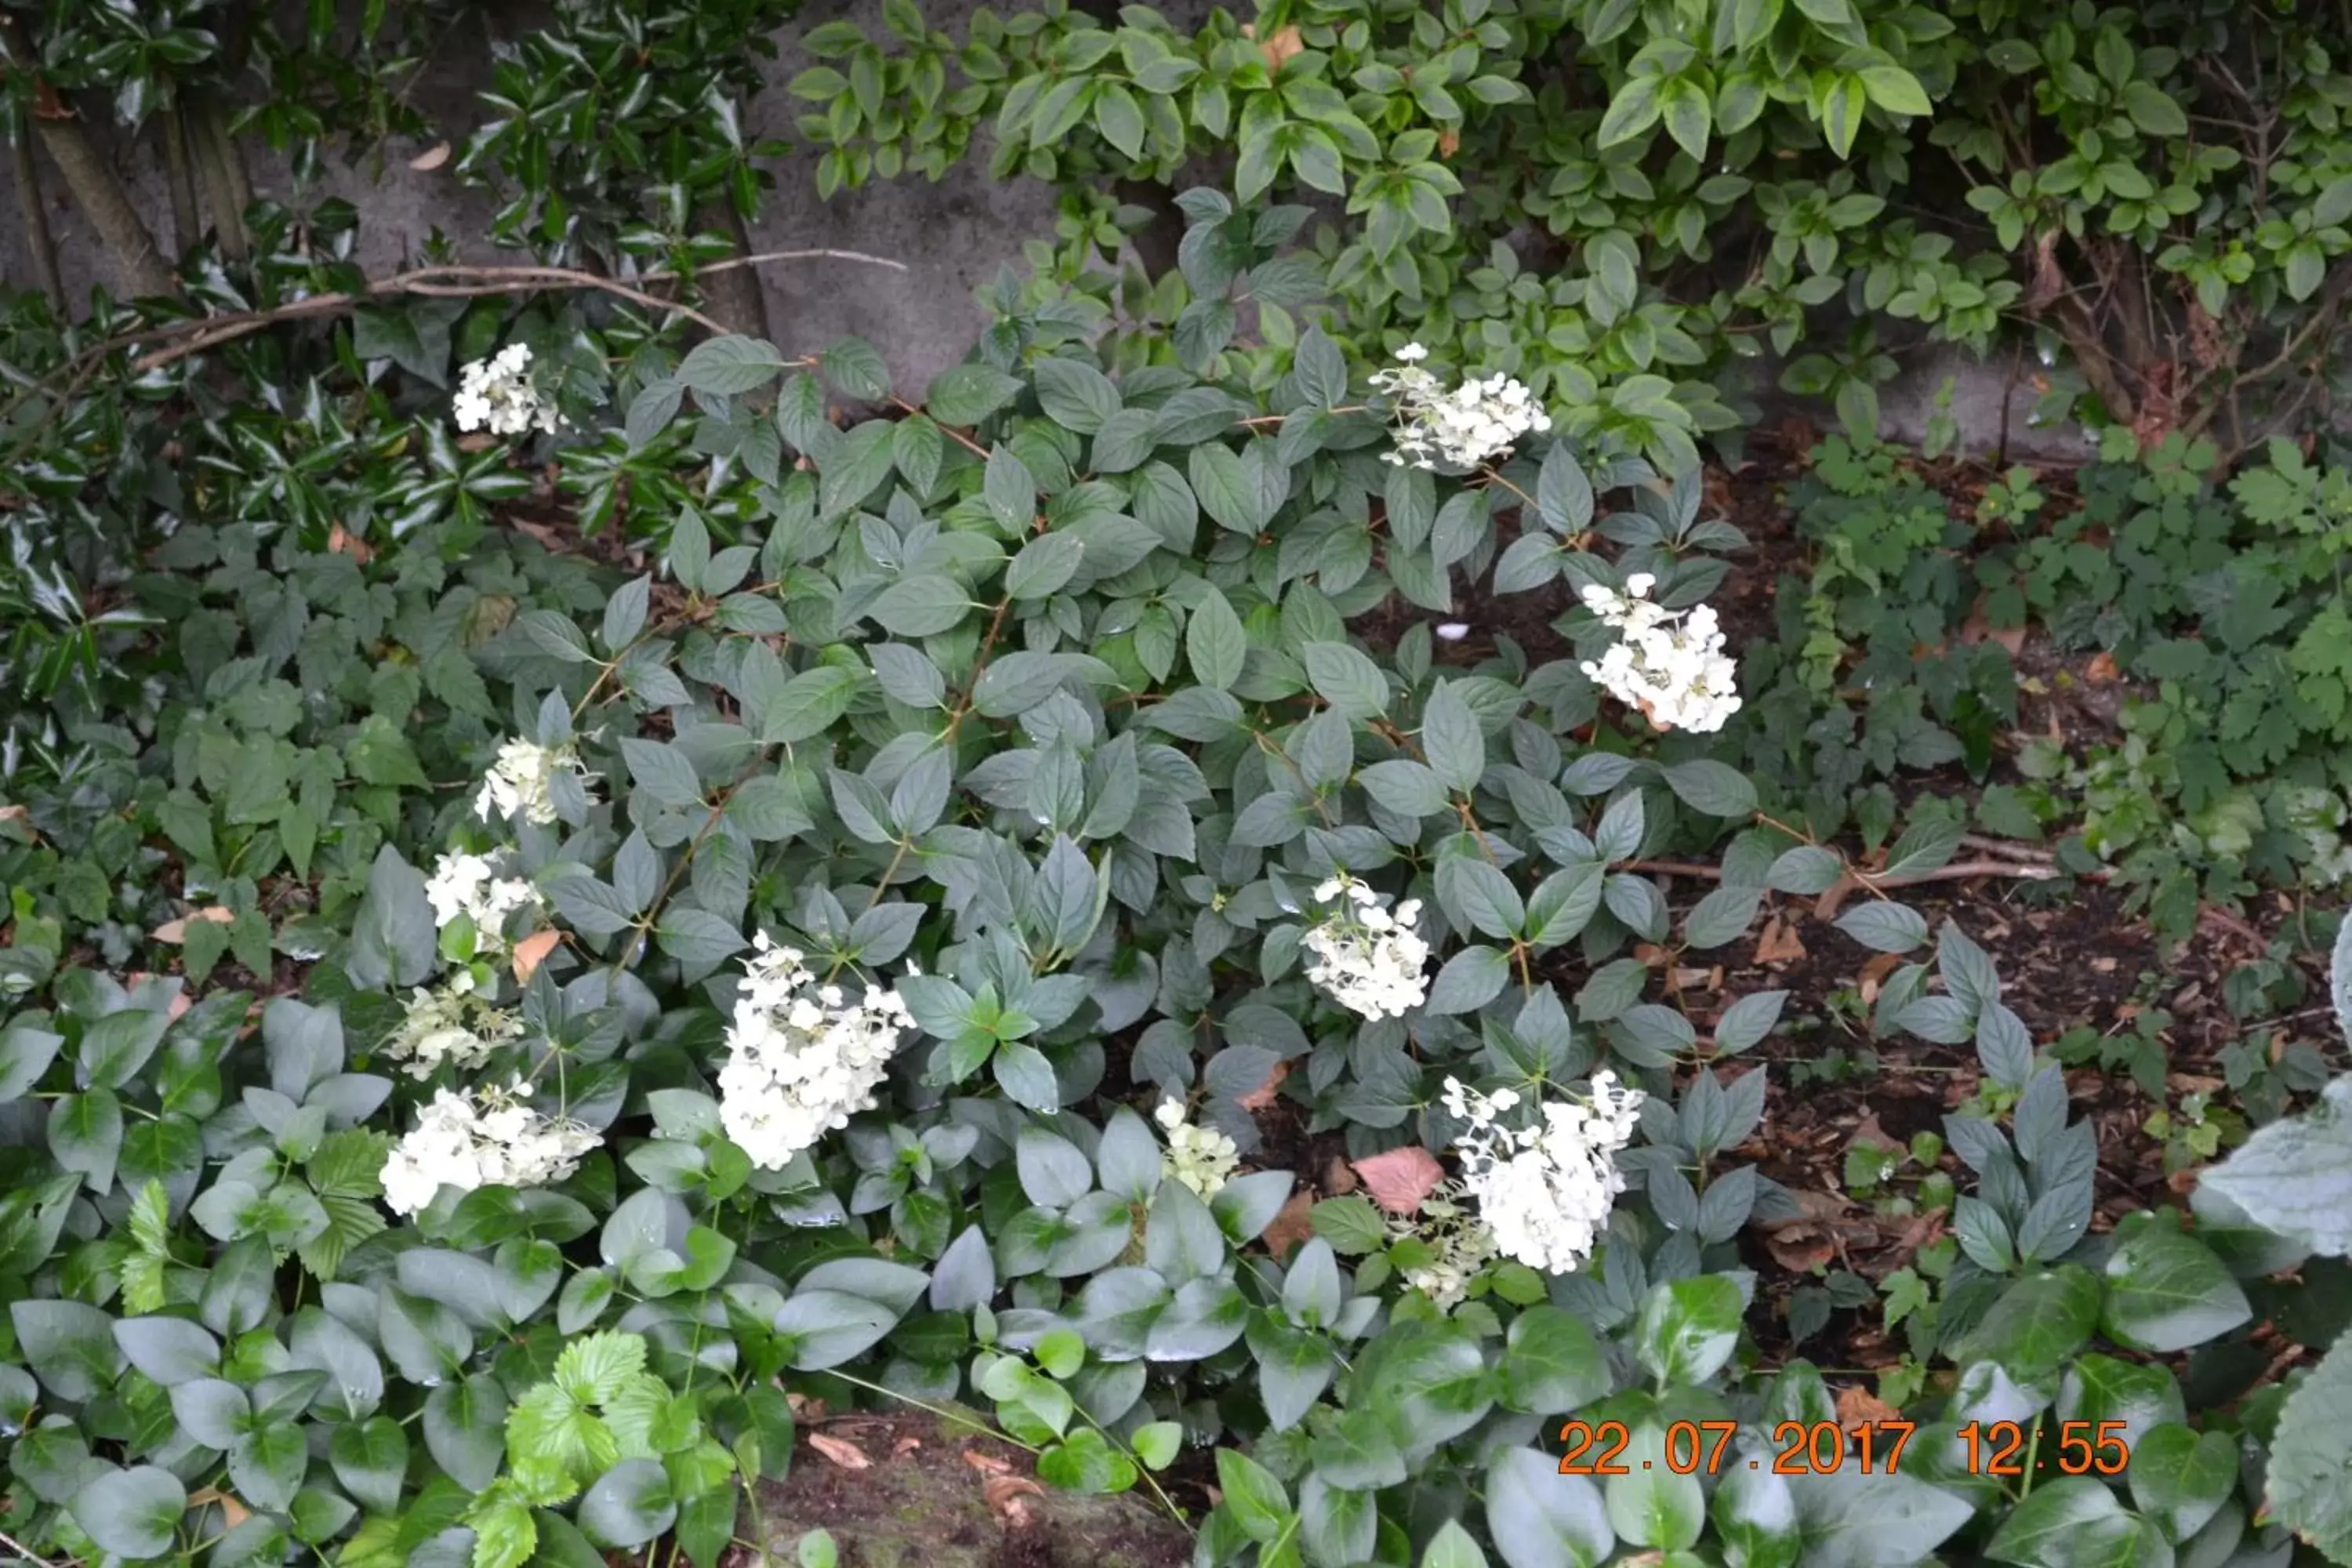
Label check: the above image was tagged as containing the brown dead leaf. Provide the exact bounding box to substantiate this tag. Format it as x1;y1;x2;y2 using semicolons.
153;906;235;944
326;523;375;564
512;928;563;985
1835;1385;1901;1434
892;1435;924;1458
126;974;194;1021
1763;1224;1837;1273
1261;1190;1317;1261
1753;916;1807;966
1323;1153;1358;1196
1238;1058;1290;1112
408;141;452;172
983;1474;1046;1528
1958;606;2027;656
1437;128;1460;158
2024;230;2066;314
1846;1113;1903;1154
1240;22;1305;74
1857;950;1904;1006
188;1488;252;1529
2085;651;2120;684
962;1448;1014;1476
1353;1145;1445;1216
808;1434;871;1470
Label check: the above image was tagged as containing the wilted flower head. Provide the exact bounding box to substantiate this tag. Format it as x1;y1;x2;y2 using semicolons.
717;932;913;1170
380;973;524;1080
1579;573;1742;734
1441;1073;1643;1276
1370;349;1552;471
1302;874;1431;1019
1156;1098;1240;1197
453;343;557;438
379;1078;598;1216
474;737;597;826
1386;1182;1499;1311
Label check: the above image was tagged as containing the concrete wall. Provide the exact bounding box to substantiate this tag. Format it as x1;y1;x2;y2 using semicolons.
0;0;2092;462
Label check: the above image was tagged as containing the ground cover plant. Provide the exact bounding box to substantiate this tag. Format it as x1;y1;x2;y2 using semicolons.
0;256;2348;1568
2;3;2352;1568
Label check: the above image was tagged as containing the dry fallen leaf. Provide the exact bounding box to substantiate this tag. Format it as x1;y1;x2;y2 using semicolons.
327;523;375;564
1323;1153;1358;1196
808;1433;872;1470
2085;651;2121;684
152;906;235;944
188;1488;252;1529
126;974;194;1022
1753;916;1807;966
892;1435;923;1458
409;141;452;171
1261;1190;1317;1261
983;1474;1046;1527
786;1392;827;1423
1240;21;1305;73
962;1449;1014;1476
1238;1058;1290;1112
1436;128;1460;158
512;928;563;985
1763;1223;1837;1273
1846;1112;1903;1154
1857;950;1904;1006
1835;1384;1901;1434
1353;1145;1444;1216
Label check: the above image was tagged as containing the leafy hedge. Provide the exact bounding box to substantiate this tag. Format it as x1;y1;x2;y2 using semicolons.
0;287;2347;1568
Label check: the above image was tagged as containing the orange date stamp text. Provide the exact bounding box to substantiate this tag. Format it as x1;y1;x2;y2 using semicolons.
1555;1419;2133;1477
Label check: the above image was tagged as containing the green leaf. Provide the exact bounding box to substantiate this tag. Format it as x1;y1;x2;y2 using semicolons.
1596;76;1662;147
678;336;789;396
70;1466;187;1560
577;1458;675;1550
1857;65;1931;114
1497;1306;1610;1414
820;337;891;401
111;1316;219;1386
1301;641;1390;720
1985;1475;2162;1568
1421;1519;1489;1568
2267;1330;2352;1561
1422;681;1484;795
763;666;865;744
1215;1449;1291;1543
1032;358;1121;434
1660;759;1755;817
927;363;1023;427
2099;1221;2250;1353
2124;1423;2234;1544
1952;1266;2101;1379
12;1298;123;1402
347;847;437;989
330;1417;410;1514
1834;902;1929;953
2198;1076;2352;1257
1487;1446;1611;1568
556;1331;648;1405
1186;588;1247;691
1632;1275;1744;1385
1605;1425;1703;1549
2121;80;2187;137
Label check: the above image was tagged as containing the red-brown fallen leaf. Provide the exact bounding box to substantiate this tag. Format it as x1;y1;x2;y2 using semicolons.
512;928;563;985
1763;1224;1837;1273
188;1487;251;1529
152;906;235;943
126;974;194;1021
786;1392;827;1423
808;1434;871;1470
2085;651;2121;684
1835;1385;1901;1434
1353;1145;1444;1216
408;141;452;172
1437;128;1461;158
1846;1113;1903;1154
327;523;374;564
1240;22;1304;73
1239;1058;1290;1112
962;1449;1014;1476
1753;915;1807;966
983;1474;1046;1527
892;1435;923;1457
1261;1191;1317;1261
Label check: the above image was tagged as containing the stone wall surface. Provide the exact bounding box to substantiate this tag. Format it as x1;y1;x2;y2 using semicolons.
0;0;2095;459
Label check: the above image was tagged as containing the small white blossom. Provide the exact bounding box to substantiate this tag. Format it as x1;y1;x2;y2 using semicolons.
423;849;541;953
473;736;597;826
1370;350;1551;471
380;974;525;1080
1301;875;1430;1020
1435;622;1470;642
452;343;558;437
380;1078;599;1216
717;932;913;1170
1579;574;1742;734
1441;1073;1643;1277
1155;1098;1240;1198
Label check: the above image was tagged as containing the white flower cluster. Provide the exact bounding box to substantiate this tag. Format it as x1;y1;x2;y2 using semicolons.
1441;1072;1644;1276
381;973;525;1080
1371;344;1552;471
717;932;913;1170
380;1079;600;1216
1302;875;1431;1020
1578;573;1743;735
1388;1184;1499;1312
474;736;597;826
423;849;541;953
1155;1098;1240;1198
452;343;558;438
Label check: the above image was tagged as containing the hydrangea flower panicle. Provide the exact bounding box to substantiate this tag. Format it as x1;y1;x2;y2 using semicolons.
380;1077;598;1216
1371;346;1552;471
1579;573;1742;734
1440;1072;1644;1276
474;737;597;826
717;932;913;1170
1301;875;1430;1019
452;344;558;437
